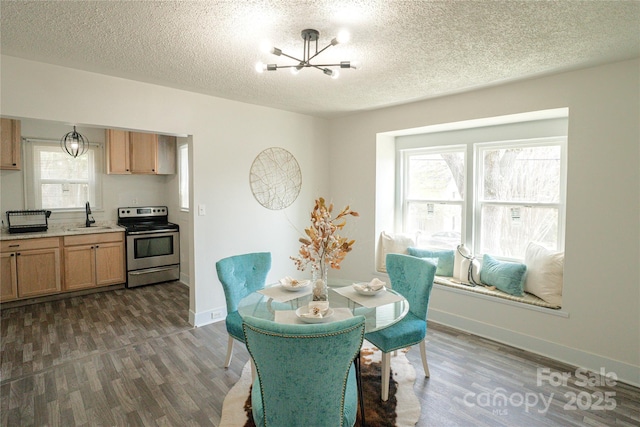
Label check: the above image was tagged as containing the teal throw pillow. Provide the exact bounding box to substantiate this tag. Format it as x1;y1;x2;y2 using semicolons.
480;254;527;296
407;247;454;276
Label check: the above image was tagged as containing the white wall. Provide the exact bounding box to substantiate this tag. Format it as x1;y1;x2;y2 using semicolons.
328;59;640;386
0;55;329;327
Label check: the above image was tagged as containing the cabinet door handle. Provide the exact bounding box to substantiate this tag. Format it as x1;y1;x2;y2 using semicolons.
10;253;15;257
12;163;16;166
95;245;99;248
16;252;21;256
8;244;19;248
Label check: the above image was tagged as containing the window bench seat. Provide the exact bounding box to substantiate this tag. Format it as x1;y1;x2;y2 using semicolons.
433;276;561;309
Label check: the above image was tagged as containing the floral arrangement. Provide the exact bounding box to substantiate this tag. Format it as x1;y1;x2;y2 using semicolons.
291;197;359;273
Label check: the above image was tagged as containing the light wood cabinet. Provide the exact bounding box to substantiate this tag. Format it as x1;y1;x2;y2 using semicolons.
63;232;125;291
1;252;18;301
106;129;131;174
106;129;175;175
1;118;21;170
0;237;61;301
129;132;158;174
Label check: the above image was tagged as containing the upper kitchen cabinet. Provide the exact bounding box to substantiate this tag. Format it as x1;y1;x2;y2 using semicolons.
106;129;131;174
129;132;158;174
1;118;21;170
106;129;175;175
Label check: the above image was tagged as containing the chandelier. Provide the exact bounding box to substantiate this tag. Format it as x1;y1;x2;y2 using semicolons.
60;126;89;158
255;29;357;79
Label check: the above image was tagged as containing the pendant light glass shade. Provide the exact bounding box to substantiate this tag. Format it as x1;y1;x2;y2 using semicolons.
61;126;89;158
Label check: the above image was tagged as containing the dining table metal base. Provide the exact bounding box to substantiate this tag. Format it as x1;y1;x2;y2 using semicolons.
355;351;365;426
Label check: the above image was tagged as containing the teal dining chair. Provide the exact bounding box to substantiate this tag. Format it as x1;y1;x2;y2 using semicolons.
215;252;271;368
242;315;365;427
365;253;437;401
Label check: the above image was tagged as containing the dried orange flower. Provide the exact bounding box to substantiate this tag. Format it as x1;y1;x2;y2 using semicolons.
291;197;359;272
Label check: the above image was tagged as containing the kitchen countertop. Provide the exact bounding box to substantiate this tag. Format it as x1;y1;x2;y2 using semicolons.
0;222;125;240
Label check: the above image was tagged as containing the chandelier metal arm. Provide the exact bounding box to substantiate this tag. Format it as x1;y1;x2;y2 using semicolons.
307;43;333;63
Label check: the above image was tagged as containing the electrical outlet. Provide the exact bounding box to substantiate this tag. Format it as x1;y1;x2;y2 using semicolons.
211;310;222;320
198;204;206;216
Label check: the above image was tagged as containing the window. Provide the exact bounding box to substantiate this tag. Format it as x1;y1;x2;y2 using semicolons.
402;147;465;249
179;144;189;211
25;140;102;210
395;114;567;261
476;141;564;258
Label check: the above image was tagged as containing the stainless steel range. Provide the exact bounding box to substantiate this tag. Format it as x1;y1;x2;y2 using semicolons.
117;206;180;288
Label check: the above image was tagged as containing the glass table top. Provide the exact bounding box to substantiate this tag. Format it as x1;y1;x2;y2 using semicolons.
237;278;408;333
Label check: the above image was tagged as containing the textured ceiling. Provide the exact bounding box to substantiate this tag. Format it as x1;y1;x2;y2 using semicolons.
1;1;639;118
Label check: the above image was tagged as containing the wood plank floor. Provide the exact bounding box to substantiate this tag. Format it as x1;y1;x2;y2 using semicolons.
1;282;638;426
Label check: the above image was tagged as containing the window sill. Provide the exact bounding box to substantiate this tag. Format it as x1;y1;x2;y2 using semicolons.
372;270;568;318
433;277;569;318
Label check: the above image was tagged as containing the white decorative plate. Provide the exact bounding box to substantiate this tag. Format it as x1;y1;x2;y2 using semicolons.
295;307;334;324
280;279;310;292
353;283;386;296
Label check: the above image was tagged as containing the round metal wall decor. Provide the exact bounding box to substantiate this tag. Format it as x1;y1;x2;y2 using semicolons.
249;147;302;210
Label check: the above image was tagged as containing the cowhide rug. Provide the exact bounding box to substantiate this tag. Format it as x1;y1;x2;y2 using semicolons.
220;344;420;427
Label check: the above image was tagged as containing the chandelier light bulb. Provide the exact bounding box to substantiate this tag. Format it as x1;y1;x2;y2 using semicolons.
260;40;272;54
331;70;340;79
255;61;266;73
336;30;350;44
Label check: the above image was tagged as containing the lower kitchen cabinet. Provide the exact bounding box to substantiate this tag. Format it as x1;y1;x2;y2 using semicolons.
1;252;18;301
64;232;126;291
0;237;62;301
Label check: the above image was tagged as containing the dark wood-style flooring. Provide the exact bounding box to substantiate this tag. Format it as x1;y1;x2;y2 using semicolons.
1;282;638;426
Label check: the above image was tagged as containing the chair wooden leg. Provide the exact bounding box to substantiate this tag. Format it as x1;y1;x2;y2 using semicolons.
381;352;391;401
420;339;430;378
224;335;234;368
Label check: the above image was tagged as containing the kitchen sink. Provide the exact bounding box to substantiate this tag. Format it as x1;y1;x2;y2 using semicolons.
67;226;116;232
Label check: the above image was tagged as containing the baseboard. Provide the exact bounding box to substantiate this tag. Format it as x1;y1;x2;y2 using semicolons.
429;309;640;388
190;306;226;327
179;271;190;286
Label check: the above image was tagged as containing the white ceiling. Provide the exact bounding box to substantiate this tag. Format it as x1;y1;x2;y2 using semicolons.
1;1;638;118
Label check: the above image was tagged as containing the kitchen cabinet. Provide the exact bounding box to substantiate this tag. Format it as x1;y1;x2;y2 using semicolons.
63;232;125;291
106;129;175;175
0;253;18;301
129;131;158;174
106;129;131;174
1;118;21;170
0;237;61;301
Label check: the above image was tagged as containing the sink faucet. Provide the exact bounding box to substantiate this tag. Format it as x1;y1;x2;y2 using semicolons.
85;201;96;227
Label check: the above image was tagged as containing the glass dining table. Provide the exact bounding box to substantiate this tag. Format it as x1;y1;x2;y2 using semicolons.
237;278;408;425
237;278;409;333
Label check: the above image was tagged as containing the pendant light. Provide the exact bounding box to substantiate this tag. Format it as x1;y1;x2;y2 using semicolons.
60;126;89;158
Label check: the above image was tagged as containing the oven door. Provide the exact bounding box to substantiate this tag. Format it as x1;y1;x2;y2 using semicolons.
126;231;180;271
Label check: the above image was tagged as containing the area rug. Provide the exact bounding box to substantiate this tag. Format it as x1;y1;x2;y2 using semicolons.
220;344;420;427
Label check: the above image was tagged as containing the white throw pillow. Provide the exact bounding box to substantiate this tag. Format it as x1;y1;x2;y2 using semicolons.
524;242;564;306
376;231;415;272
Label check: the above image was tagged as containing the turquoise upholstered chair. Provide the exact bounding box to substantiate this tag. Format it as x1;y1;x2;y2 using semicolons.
242;315;365;427
215;252;271;368
365;253;437;401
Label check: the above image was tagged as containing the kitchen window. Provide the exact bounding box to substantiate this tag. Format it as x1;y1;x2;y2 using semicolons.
24;140;102;210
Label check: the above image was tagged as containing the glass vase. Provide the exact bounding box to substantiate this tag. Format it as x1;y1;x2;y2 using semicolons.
312;261;329;302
